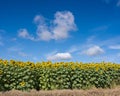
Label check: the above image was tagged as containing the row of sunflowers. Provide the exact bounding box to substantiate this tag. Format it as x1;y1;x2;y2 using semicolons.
0;59;120;91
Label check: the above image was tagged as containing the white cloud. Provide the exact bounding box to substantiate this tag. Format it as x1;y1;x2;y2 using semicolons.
68;37;97;54
33;15;52;41
117;0;120;7
34;15;44;24
47;52;72;60
82;45;104;56
18;11;77;41
52;11;77;40
33;15;45;26
18;29;35;40
109;45;120;49
36;25;52;41
68;36;120;56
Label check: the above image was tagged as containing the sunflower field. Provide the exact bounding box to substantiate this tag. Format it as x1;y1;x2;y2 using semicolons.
0;59;120;91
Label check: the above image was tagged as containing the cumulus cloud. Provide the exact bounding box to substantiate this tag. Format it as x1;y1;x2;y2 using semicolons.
82;45;104;56
18;29;35;40
33;15;52;41
109;45;120;49
34;15;45;24
36;25;52;41
52;11;76;40
18;11;77;41
47;52;72;60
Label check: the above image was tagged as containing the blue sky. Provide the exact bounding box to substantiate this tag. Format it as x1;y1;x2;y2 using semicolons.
0;0;120;63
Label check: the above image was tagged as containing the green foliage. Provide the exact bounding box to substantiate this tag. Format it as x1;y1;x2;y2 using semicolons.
0;59;120;91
